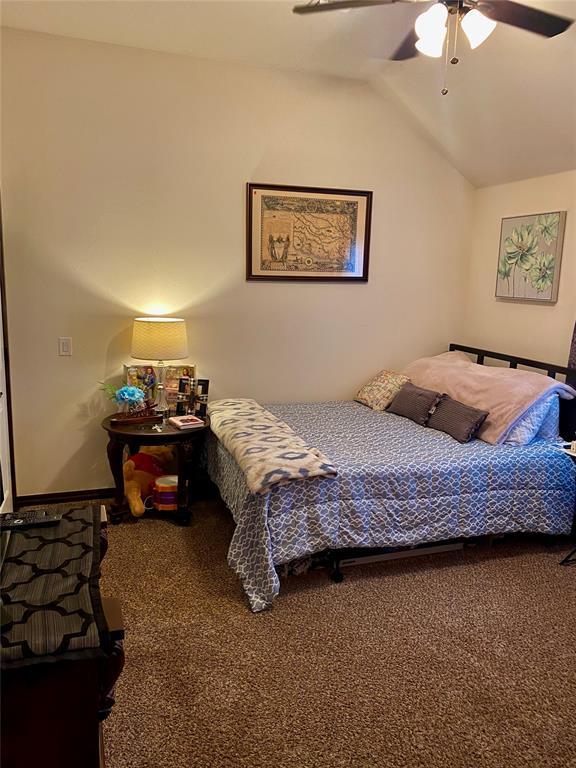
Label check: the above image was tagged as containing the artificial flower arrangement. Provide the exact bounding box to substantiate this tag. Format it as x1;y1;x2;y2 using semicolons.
101;383;162;424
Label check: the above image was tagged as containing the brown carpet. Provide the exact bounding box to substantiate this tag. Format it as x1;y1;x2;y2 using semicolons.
101;499;576;768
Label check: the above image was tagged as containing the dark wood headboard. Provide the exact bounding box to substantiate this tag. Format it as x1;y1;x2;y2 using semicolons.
449;343;576;441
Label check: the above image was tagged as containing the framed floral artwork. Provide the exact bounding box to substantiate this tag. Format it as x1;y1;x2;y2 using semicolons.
495;211;566;303
246;183;372;282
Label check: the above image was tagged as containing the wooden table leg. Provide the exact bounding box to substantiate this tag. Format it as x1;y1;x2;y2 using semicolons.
127;440;140;458
106;436;127;524
175;440;196;526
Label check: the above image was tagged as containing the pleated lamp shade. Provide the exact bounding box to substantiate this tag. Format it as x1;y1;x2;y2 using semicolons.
131;317;188;361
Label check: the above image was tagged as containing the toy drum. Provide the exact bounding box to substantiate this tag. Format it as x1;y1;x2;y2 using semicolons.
153;475;179;511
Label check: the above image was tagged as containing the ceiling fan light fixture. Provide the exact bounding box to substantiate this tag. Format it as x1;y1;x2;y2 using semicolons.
414;3;448;38
460;8;497;49
415;27;447;57
414;3;448;58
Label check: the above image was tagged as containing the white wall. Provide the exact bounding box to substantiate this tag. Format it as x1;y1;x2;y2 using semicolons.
463;170;575;365
1;28;473;495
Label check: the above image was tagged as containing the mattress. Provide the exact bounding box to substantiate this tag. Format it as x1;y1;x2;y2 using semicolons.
206;401;576;611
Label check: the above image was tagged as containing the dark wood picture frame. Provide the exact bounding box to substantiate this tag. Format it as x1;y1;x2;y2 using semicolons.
246;182;372;282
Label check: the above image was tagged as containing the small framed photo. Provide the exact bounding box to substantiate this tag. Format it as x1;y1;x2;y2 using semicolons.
124;364;196;402
124;364;158;400
193;379;210;419
495;211;567;303
164;365;195;397
246;183;372;282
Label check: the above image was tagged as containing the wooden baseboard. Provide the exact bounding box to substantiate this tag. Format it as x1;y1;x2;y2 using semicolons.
16;488;115;509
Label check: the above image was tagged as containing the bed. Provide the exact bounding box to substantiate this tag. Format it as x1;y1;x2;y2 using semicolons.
206;345;576;611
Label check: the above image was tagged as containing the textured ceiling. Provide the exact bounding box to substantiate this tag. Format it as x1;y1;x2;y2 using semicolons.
2;0;575;186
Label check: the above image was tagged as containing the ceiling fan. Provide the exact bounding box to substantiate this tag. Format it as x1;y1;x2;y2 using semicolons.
293;1;573;77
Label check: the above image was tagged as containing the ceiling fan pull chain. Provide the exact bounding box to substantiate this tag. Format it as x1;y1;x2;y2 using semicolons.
451;1;460;65
441;4;452;95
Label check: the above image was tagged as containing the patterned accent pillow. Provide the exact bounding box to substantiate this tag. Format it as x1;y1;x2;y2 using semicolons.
355;370;410;412
427;395;489;443
386;382;442;426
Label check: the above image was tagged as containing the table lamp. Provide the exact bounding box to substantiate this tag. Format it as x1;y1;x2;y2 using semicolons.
131;317;188;414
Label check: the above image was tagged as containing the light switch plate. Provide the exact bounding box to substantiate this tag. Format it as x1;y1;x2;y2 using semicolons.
58;337;72;356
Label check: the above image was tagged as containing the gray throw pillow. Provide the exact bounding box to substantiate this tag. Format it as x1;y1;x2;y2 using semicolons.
386;382;442;426
427;395;489;443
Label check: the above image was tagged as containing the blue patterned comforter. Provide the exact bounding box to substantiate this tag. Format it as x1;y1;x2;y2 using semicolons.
206;401;575;611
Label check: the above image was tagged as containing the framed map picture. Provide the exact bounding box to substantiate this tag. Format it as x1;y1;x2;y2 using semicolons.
246;183;372;282
495;211;567;303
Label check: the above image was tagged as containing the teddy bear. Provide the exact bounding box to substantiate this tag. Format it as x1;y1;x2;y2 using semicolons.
123;445;176;517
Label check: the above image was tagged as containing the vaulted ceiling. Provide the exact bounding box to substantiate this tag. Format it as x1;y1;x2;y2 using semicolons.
2;0;575;186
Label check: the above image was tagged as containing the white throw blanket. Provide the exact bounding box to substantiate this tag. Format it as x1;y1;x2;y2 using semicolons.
208;399;337;494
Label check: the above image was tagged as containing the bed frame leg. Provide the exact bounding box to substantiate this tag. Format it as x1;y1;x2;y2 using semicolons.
560;548;576;566
330;555;344;583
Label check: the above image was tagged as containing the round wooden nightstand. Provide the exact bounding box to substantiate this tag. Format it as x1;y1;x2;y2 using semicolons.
101;416;208;526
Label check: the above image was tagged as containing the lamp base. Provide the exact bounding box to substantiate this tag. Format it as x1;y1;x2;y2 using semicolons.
154;360;170;418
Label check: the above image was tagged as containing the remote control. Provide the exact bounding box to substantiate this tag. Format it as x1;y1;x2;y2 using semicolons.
0;510;63;529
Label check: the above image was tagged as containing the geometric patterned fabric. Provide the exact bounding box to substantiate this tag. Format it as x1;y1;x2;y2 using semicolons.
207;399;337;494
1;505;106;667
206;401;576;612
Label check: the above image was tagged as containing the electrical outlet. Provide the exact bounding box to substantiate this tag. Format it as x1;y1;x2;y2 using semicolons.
58;337;72;356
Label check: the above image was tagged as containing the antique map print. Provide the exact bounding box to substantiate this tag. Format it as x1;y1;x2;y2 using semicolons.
260;195;358;274
248;185;371;280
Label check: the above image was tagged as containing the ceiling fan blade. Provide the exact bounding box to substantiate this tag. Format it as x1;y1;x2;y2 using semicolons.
293;0;401;15
477;0;573;37
390;28;419;59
